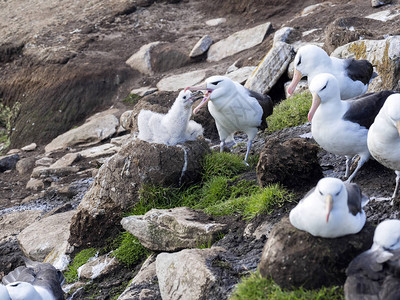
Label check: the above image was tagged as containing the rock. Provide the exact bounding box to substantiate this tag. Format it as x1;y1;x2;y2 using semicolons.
189;35;213;58
0;210;42;241
43;240;71;271
323;17;386;54
257;137;322;190
78;143;120;159
18;210;75;261
258;216;374;289
156;69;208;92
16;156;36;175
130;86;157;97
35;156;54;167
207;22;272;62
117;254;161;300
331;36;400;91
126;42;163;75
365;8;400;22
21;142;37;151
120;111;135;131
244;42;294;95
156;247;225;300
301;2;333;16
205;18;226;26
26;178;45;191
78;253;119;280
126;42;189;75
121;207;227;251
0;154;19;172
44;113;119;153
50;152;81;169
0;237;25;281
273;27;296;46
31;165;81;179
371;0;392;7
68;138;210;251
225;66;256;85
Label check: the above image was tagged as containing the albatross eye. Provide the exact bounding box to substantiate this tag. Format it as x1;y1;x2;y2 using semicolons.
297;56;301;66
320;83;328;91
183;96;187;100
211;80;222;85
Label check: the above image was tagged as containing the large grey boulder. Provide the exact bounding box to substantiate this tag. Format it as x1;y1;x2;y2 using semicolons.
156;69;208;92
0;210;42;241
44;112;119;153
17;210;75;261
118;254;161;300
68;138;210;251
331;36;400;92
244;42;294;95
258;216;374;289
207;22;271;62
121;207;228;251
189;35;213;58
156;247;225;300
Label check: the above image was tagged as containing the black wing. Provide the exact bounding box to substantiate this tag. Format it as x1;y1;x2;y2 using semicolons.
246;89;273;130
344;58;374;85
345;182;364;216
343;90;396;129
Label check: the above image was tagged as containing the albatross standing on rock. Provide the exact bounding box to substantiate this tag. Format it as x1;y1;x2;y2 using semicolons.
1;258;65;300
186;75;273;164
367;94;400;203
289;177;369;238
287;44;375;99
345;219;400;300
308;73;395;182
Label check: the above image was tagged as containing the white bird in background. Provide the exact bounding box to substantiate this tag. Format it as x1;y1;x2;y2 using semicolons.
1;258;65;300
287;44;375;99
345;219;400;300
137;90;204;146
308;73;395;182
186;75;273;164
367;93;400;203
289;177;369;238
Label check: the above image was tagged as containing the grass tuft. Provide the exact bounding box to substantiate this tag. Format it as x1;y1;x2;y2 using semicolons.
230;272;344;300
64;248;98;283
112;232;149;267
202;152;249;180
266;92;312;133
122;93;141;106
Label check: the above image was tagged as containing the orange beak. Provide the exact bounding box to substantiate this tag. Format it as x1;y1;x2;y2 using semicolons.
325;194;333;223
287;69;302;96
308;92;321;122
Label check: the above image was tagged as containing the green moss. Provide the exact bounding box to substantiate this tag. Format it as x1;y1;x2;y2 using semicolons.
230;272;344;300
64;248;98;283
112;232;149;267
205;183;293;220
122;93;141;106
266;92;312;133
202;152;249;180
0;101;21;154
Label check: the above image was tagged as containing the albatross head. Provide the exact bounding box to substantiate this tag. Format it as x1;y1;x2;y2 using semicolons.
6;282;43;300
315;177;347;223
308;73;341;121
177;90;204;110
287;45;330;95
382;94;400;136
185;76;235;114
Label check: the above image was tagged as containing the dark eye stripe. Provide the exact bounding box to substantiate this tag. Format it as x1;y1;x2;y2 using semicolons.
211;80;222;85
320;83;328;91
297;56;301;66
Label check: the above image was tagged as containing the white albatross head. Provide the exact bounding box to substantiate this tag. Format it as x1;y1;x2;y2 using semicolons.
176;90;203;110
314;177;348;223
6;282;43;300
287;45;330;95
308;73;341;121
185;76;236;114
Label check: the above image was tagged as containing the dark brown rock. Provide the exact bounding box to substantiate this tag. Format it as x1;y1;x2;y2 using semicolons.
0;154;19;172
324;17;386;54
0;237;25;281
68;138;210;252
258;216;375;289
256;137;322;190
